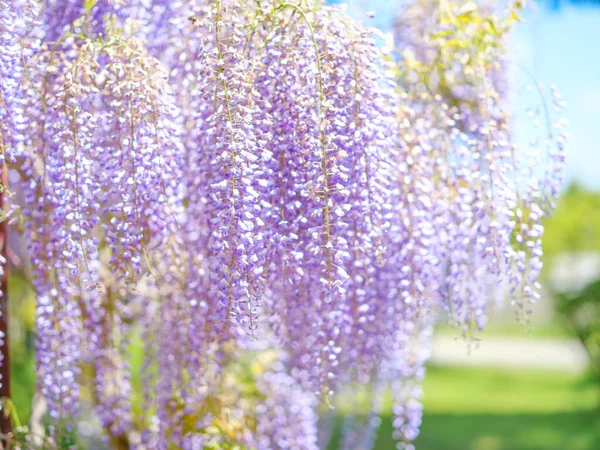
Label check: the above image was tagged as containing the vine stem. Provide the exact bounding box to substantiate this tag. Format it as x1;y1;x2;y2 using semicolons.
279;3;333;289
277;3;335;407
126;63;159;288
214;0;239;328
68;61;97;288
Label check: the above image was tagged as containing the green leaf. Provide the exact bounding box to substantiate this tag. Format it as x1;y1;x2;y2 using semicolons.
459;1;478;15
85;0;98;14
486;18;499;37
431;29;453;39
509;8;522;22
1;397;22;428
72;15;87;29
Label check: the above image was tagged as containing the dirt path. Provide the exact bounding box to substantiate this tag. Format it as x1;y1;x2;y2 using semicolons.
430;336;589;373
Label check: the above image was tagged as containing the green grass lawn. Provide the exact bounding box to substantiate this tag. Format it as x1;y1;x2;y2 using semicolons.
412;411;600;450
8;271;599;449
328;366;600;450
9;345;600;449
9;320;600;450
10;328;600;450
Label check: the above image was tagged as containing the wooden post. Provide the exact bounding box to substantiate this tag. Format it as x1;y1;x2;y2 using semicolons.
0;166;11;437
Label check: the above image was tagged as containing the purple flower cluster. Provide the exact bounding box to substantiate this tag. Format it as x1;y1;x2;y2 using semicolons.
40;0;122;42
0;0;29;164
17;24;182;434
1;0;567;447
253;369;319;450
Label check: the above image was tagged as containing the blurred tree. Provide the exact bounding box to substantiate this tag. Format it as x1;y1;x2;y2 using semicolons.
542;183;600;266
556;282;600;383
544;184;600;396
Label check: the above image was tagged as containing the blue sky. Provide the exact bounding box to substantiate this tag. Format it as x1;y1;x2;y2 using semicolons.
332;0;600;189
513;3;600;189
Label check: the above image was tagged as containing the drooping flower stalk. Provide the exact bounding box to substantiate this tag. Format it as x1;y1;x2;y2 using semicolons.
192;1;273;342
253;369;320;450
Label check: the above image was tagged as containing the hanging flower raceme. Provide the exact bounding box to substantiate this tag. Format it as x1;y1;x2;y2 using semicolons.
97;37;184;284
391;0;567;336
329;17;398;381
248;4;400;393
0;1;26;164
17;29;183;437
17;38;108;423
40;0;122;42
94;37;186;442
193;1;272;342
253;369;320;450
122;3;220;424
250;7;355;392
